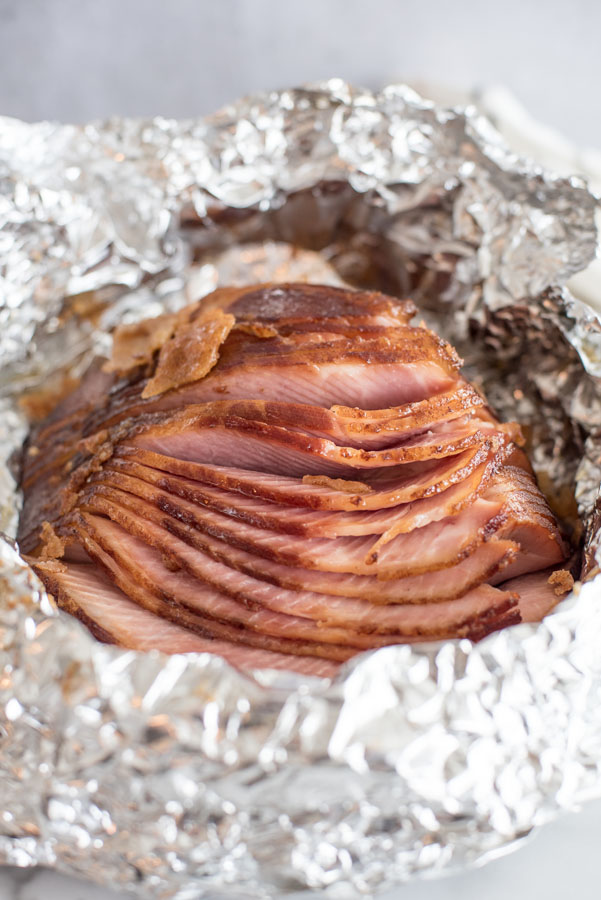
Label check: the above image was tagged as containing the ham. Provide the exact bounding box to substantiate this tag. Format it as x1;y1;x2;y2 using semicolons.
499;568;570;621
36;561;339;676
20;385;486;518
24;283;416;469
18;381;493;527
16;440;502;556
134;390;487;450
20;282;570;674
59;321;459;432
70;486;519;603
64;512;520;644
121;404;520;477
206;282;418;326
78;469;527;578
64;326;461;448
95;451;498;538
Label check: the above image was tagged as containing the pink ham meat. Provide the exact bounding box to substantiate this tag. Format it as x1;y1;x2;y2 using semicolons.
20;282;571;674
135;390;488;450
19;403;513;558
28;377;482;486
17;392;502;551
500;569;568;622
18;321;461;518
16;439;503;558
32;325;461;479
66;512;521;643
97;451;498;538
117;442;501;510
125;409;516;478
36;561;339;677
25;283;416;462
89;463;565;575
65;486;521;604
77;467;560;579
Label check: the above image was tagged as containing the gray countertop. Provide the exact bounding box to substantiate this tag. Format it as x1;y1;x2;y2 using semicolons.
0;0;600;149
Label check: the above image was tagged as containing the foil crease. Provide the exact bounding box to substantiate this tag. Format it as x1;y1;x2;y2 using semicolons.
0;80;601;897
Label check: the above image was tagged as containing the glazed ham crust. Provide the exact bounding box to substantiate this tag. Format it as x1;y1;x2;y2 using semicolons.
20;282;569;674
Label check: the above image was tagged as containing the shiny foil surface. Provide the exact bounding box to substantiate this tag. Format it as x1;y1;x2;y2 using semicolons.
0;81;600;898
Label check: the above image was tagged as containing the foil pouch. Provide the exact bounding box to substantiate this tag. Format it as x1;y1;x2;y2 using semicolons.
0;80;600;898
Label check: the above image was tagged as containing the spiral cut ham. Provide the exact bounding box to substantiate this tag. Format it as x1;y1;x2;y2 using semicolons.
19;283;570;676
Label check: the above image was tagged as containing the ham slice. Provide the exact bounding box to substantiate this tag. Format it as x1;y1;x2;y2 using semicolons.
76;463;564;582
499;568;570;621
20;282;570;673
21;309;461;487
115;442;499;510
126;409;515;478
72;326;461;445
16;440;501;556
25;384;487;496
133;391;487;450
207;282;418;326
14;312;495;503
25;283;415;465
36;561;339;676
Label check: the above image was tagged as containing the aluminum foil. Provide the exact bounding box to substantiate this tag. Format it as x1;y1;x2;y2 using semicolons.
1;80;601;898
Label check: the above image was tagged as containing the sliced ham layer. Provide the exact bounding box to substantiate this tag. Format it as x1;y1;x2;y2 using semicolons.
208;282;418;325
98;452;497;538
25;282;416;459
35;561;339;676
21;391;500;502
499;569;567;621
74;516;395;649
71;521;357;663
116;443;500;510
79;473;510;578
22;318;463;491
21;415;509;557
115;358;457;420
69;511;522;642
72;327;461;447
78;464;563;579
16;441;501;557
129;391;487;450
69;525;359;663
21;383;487;495
70;488;519;603
127;410;513;478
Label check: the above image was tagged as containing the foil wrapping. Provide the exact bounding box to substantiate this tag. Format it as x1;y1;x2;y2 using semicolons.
0;80;600;897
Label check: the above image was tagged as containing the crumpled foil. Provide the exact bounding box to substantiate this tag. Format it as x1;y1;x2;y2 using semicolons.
1;80;601;898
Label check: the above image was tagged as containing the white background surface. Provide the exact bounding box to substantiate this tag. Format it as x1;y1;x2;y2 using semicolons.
1;1;601;898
